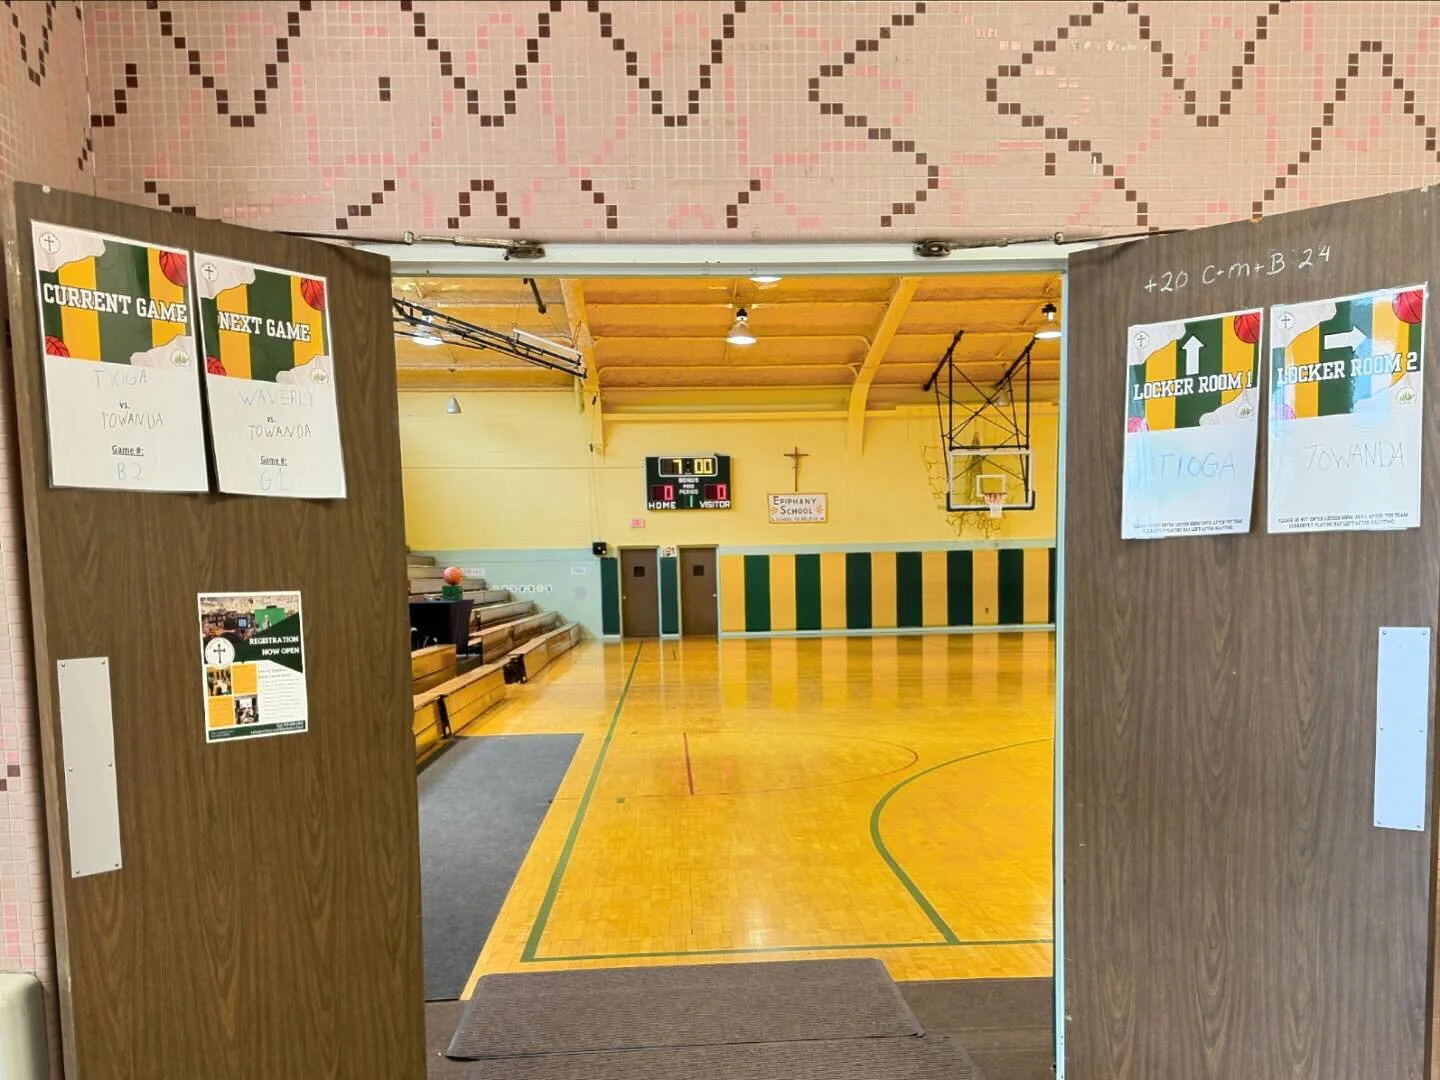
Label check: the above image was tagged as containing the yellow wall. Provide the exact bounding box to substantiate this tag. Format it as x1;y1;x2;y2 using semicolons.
399;391;1057;549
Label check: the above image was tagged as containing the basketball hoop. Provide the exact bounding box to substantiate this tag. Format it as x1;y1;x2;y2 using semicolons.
983;492;1005;520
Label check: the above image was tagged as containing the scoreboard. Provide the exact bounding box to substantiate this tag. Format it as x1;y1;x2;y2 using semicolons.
645;455;731;510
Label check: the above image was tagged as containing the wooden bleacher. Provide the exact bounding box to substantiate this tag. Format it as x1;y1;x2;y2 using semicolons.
505;622;582;683
410;644;456;694
407;552;508;604
412;687;446;759
407;549;584;760
475;599;533;626
469;610;560;664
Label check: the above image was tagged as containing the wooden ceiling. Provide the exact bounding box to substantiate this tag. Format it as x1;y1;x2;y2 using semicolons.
391;273;1062;406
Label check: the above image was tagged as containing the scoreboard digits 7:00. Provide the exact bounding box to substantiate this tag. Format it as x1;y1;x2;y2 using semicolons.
645;455;732;510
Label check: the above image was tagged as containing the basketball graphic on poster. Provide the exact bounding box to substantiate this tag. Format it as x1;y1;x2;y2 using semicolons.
159;250;188;289
300;278;325;311
1393;288;1424;324
44;335;69;357
1232;311;1261;344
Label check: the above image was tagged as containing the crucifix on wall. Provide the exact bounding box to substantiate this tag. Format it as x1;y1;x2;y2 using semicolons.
784;445;808;492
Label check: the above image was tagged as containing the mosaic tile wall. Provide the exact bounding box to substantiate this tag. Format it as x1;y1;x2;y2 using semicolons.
1;2;89;1074
79;0;1440;240
1;0;1439;1073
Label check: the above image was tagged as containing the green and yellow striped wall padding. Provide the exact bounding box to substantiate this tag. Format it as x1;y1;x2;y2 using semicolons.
717;548;1055;634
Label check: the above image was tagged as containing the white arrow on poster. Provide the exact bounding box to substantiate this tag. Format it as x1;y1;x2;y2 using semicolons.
195;254;346;498
30;222;209;492
1268;285;1426;533
1122;308;1264;539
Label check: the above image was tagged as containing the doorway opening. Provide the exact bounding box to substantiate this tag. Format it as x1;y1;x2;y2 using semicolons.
387;244;1072;1079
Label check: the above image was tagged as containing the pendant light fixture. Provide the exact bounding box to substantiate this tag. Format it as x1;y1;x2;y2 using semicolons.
445;396;462;415
727;307;757;346
1034;302;1061;340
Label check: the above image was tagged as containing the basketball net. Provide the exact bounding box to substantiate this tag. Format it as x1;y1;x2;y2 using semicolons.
983;492;1005;520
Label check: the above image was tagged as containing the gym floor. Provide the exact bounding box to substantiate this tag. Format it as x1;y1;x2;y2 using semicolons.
451;632;1054;993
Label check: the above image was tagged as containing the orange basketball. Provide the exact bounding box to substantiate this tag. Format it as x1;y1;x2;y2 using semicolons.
44;335;69;357
1393;288;1424;325
442;566;464;586
158;250;188;289
1232;311;1261;345
299;278;325;311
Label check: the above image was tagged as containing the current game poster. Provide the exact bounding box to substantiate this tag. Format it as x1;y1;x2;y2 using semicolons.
195;254;346;498
199;591;308;743
31;221;208;492
1268;285;1426;533
1122;309;1264;539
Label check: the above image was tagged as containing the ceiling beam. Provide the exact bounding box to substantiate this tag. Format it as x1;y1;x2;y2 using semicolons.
395;367;573;390
846;276;920;453
561;278;605;453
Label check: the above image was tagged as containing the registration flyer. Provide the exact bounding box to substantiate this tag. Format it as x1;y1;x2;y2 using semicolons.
198;591;308;743
195;254;346;498
31;221;208;492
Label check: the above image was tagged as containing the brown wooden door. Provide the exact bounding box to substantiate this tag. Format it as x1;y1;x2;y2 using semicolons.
619;548;660;638
3;184;423;1079
1065;189;1438;1080
679;547;718;636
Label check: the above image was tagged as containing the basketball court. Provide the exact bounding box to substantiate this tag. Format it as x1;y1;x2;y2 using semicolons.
392;254;1067;1079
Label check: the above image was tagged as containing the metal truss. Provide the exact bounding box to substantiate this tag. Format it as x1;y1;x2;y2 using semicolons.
391;297;586;379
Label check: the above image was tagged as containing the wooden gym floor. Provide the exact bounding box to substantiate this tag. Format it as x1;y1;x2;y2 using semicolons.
455;632;1054;994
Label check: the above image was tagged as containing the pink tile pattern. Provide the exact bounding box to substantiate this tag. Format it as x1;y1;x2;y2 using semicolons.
1;2;90;1075
79;0;1440;240
0;2;1438;1073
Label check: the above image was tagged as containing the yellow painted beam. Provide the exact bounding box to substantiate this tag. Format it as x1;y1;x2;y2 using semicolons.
870;551;897;630
718;554;746;633
770;554;797;632
921;550;949;628
819;553;847;630
561;278;605;452
972;550;1000;626
395;366;573;390
846;277;920;453
1023;547;1051;624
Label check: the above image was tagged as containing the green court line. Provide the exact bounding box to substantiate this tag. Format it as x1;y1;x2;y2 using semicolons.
869;738;1053;946
530;937;1052;964
521;656;1053;966
521;641;645;961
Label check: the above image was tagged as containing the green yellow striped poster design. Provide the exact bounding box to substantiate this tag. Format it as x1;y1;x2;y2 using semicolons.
717;547;1055;634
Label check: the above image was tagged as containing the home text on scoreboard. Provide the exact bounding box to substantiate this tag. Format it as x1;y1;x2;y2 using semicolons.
645;455;732;510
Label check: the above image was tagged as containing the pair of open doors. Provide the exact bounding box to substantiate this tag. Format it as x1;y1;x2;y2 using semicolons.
7;184;1437;1079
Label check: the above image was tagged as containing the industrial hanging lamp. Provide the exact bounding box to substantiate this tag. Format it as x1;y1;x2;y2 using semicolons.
1034;302;1061;340
726;307;757;346
445;396;462;415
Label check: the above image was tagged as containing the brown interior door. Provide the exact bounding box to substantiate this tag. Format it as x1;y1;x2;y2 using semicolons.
1065;188;1437;1080
3;184;423;1079
679;547;718;636
619;548;660;637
